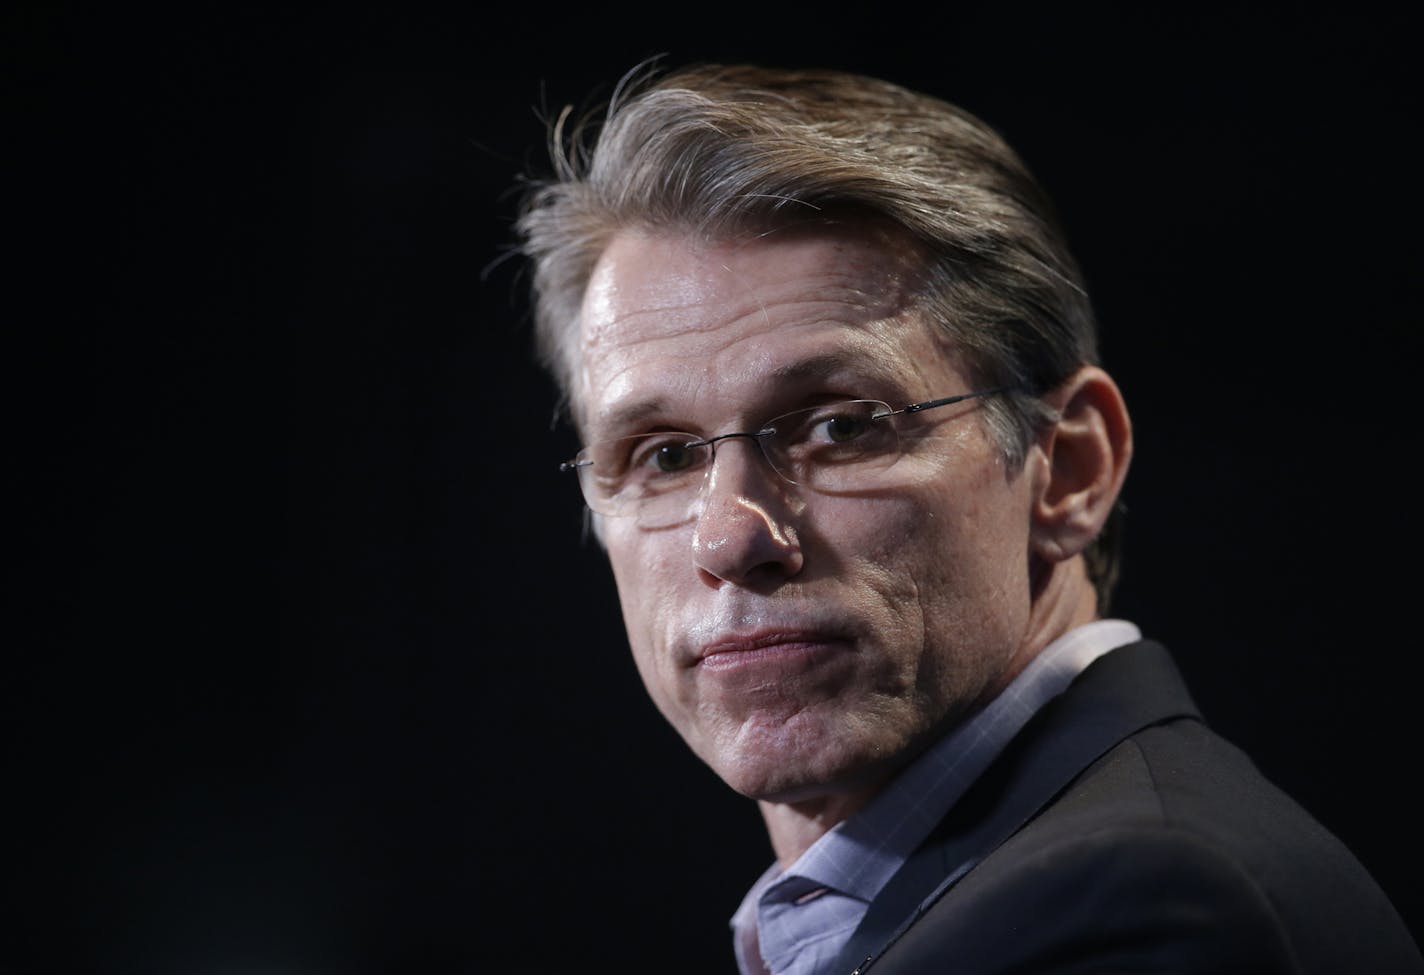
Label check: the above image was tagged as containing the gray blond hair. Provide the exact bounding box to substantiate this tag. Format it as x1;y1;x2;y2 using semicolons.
513;61;1124;608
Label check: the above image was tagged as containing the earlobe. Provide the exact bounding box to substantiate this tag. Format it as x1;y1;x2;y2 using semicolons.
1029;367;1133;563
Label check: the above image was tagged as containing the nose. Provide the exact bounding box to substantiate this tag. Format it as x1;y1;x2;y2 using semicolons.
691;439;805;588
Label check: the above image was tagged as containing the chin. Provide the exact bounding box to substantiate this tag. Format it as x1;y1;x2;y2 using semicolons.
704;712;902;803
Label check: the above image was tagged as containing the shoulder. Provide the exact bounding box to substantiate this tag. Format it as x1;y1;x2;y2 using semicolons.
878;718;1424;974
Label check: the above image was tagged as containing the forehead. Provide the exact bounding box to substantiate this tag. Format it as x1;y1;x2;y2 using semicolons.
575;224;960;432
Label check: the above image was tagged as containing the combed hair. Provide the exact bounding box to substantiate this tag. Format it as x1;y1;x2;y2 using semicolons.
514;61;1124;609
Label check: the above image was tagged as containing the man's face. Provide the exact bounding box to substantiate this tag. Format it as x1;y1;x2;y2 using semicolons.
576;224;1042;804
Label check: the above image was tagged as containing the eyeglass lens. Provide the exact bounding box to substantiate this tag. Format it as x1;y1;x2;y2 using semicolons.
574;400;901;524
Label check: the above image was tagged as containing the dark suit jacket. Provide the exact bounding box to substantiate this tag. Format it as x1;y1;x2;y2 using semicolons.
832;641;1423;974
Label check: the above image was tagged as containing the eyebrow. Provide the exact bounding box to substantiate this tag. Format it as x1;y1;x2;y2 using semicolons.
594;397;673;438
765;349;901;387
594;349;910;438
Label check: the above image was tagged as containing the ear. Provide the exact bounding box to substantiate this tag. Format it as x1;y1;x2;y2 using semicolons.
1029;366;1132;563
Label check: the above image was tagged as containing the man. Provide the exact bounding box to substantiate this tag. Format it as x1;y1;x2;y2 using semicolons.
511;62;1421;974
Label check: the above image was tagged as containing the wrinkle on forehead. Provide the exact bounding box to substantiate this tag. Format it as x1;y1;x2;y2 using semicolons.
575;224;933;428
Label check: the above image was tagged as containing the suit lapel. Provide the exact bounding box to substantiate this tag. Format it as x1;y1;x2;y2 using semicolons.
832;641;1202;974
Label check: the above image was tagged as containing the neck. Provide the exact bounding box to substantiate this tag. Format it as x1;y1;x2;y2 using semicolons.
756;795;855;869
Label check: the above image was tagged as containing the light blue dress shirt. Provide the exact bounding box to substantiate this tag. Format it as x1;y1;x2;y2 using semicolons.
730;619;1143;975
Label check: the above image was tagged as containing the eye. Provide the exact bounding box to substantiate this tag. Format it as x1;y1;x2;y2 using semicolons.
819;412;871;443
625;434;703;477
651;441;697;473
770;400;895;467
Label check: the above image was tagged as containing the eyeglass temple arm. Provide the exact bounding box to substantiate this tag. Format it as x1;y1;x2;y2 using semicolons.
884;385;1019;418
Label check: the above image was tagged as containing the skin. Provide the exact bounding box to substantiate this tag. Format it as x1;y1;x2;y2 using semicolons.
575;222;1130;865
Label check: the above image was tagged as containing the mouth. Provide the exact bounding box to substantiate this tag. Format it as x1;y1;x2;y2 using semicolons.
695;629;852;674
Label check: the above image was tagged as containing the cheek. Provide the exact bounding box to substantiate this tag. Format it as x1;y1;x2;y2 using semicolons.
851;470;1031;648
811;494;937;661
911;484;1035;678
605;530;687;692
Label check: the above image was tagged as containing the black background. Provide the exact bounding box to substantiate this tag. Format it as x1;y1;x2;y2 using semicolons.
8;6;1421;974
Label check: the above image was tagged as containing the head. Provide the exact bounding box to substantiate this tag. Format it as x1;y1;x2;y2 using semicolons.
513;62;1131;806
